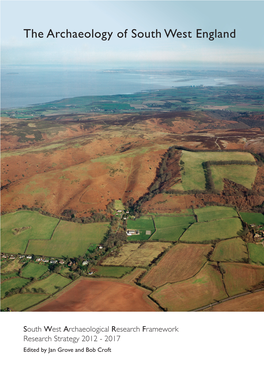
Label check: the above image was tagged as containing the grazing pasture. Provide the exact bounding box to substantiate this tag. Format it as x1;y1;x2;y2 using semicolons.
1;210;59;254
248;243;264;265
194;206;238;222
20;263;49;279
1;272;18;281
172;151;256;191
150;226;187;241
1;277;30;298
1;293;49;311
210;164;257;190
153;215;195;229
27;221;109;257
180;218;242;242
240;212;264;226
211;237;248;262
151;215;195;241
26;273;71;294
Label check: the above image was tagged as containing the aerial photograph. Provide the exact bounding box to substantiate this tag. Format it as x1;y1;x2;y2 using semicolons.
1;1;264;312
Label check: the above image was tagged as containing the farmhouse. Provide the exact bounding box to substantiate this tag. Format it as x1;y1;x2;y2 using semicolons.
126;229;140;236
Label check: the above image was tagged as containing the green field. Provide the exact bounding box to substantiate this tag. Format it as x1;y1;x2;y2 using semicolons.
150;214;195;241
153;215;195;229
20;263;49;279
1;277;30;298
114;200;125;211
211;237;248;262
194;206;238;222
172;151;256;191
1;293;49;311
248;243;264;265
210;164;258;190
1;210;59;254
1;272;18;281
92;266;133;278
127;216;155;241
150;226;189;241
26;221;109;257
240;212;264;226
180;218;243;242
26;273;71;294
87;244;98;253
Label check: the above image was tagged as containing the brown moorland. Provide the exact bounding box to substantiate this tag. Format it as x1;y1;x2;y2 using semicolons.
1;137;167;215
2;112;264;217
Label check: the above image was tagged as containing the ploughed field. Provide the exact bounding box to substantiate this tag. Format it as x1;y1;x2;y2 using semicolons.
32;277;159;312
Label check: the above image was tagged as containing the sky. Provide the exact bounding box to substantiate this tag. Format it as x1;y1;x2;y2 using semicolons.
1;1;264;67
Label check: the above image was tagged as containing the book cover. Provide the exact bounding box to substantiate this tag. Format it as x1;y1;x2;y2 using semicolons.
1;0;264;370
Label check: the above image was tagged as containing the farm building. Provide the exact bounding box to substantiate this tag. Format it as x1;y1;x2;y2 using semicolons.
126;229;140;236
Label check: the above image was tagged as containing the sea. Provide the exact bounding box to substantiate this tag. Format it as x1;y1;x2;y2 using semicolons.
0;66;246;109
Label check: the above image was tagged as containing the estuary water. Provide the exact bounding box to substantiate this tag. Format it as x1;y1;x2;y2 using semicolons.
1;66;238;109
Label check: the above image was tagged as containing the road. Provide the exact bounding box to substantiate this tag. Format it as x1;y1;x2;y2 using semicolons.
191;287;264;312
